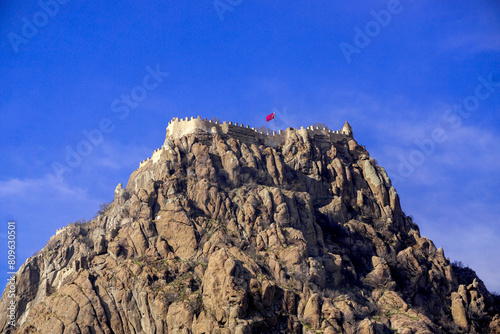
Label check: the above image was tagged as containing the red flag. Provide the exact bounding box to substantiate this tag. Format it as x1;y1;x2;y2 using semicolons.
266;112;275;122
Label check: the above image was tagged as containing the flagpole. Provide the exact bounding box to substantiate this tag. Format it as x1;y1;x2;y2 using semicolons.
274;112;277;133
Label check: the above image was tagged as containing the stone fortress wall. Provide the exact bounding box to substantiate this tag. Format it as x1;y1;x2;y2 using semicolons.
55;227;66;235
139;116;353;168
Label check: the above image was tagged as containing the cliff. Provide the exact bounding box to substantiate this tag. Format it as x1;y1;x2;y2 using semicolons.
1;117;499;333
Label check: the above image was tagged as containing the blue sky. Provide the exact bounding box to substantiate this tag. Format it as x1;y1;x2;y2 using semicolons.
1;1;499;292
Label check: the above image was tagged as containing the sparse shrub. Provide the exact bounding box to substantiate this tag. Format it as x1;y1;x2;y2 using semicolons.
94;202;111;218
257;125;273;135
66;219;90;237
78;234;94;249
74;218;89;226
451;260;478;286
311;122;327;129
438;313;460;332
64;219;94;249
46;238;59;251
452;260;465;268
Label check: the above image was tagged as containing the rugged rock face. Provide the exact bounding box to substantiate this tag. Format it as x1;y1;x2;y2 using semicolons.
1;119;499;333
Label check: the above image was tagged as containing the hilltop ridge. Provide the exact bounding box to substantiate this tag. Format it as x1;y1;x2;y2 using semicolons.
139;116;353;168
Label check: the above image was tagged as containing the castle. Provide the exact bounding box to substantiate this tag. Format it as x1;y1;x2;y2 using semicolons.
139;116;354;168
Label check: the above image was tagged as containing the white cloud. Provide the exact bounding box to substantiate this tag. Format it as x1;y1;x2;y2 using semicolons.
84;141;152;171
442;31;500;54
0;174;90;201
438;6;500;55
415;211;500;293
0;174;103;266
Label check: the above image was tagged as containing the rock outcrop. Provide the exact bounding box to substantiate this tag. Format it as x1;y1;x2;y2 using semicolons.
1;117;498;333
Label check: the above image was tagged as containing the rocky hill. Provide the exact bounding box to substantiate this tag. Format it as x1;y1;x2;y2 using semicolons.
1;117;499;333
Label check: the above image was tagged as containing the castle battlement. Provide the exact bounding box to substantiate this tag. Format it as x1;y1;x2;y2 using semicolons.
54;226;68;236
139;116;353;168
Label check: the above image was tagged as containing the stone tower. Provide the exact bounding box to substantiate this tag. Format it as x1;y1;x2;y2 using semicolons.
342;121;353;137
